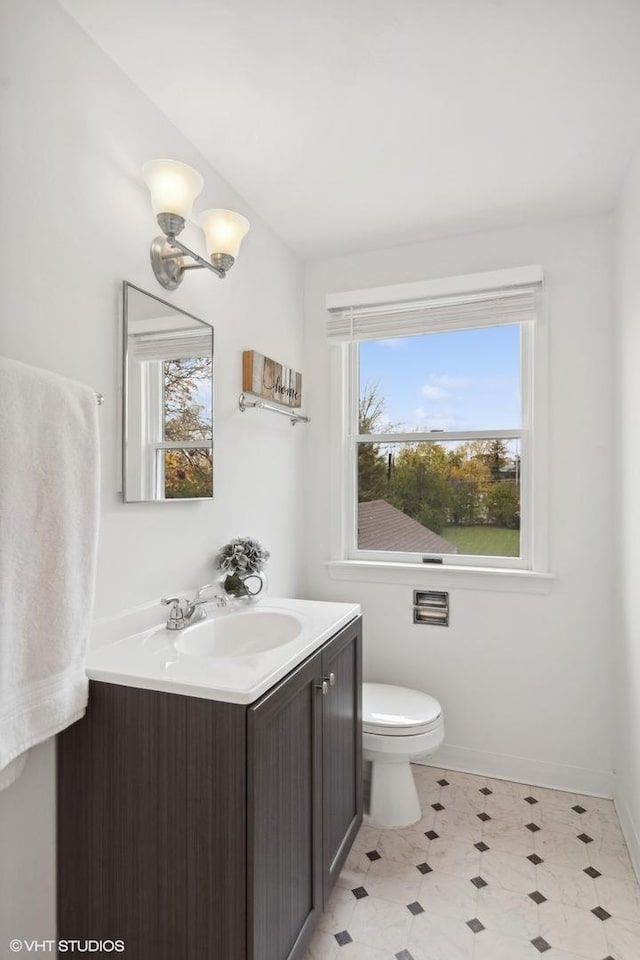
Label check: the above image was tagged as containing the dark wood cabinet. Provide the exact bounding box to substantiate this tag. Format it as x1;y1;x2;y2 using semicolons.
58;615;362;960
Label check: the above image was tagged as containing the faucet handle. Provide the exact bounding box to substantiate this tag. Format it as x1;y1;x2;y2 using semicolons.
161;596;187;630
193;583;217;603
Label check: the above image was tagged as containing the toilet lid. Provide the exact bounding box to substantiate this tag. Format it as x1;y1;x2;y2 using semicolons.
363;682;442;736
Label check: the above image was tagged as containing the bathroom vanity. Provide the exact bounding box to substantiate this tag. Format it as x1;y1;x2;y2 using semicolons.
57;602;362;960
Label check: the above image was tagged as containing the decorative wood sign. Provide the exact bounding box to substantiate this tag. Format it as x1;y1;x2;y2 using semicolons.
242;350;302;409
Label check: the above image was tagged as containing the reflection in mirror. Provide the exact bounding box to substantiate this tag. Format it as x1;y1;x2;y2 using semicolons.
123;282;214;502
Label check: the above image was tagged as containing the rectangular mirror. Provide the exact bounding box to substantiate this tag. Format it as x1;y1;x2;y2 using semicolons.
122;282;214;502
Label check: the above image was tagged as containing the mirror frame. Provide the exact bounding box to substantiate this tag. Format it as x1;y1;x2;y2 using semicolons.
122;281;214;503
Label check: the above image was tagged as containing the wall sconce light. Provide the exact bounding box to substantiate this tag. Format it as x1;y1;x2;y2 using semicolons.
142;159;250;290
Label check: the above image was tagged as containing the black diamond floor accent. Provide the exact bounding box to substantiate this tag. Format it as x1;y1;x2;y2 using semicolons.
591;906;611;921
407;901;424;916
437;778;449;786
572;804;587;814
395;952;415;960
479;787;492;795
470;876;488;889
526;822;541;832
528;853;544;865
531;936;551;953
416;862;433;875
424;830;439;841
529;890;547;904
466;918;485;933
432;802;445;811
577;833;594;844
524;795;539;805
335;931;353;946
474;841;490;852
584;866;602;878
366;850;381;862
351;886;368;900
477;812;491;822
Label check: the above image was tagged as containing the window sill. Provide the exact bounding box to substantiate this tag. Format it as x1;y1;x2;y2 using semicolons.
325;560;554;595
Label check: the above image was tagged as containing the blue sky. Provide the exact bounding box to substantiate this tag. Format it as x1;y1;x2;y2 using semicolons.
359;324;521;433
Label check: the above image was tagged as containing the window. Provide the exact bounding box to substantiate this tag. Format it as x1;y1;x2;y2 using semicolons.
327;267;545;572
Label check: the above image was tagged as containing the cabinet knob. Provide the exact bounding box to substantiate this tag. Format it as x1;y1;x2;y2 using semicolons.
315;680;329;695
329;672;336;686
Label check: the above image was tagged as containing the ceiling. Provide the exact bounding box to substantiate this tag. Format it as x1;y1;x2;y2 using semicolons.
59;0;640;259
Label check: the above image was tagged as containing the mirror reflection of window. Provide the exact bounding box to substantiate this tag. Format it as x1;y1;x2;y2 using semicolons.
123;283;214;503
162;356;213;499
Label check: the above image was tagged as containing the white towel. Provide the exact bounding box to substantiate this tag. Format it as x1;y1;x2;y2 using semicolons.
0;357;100;787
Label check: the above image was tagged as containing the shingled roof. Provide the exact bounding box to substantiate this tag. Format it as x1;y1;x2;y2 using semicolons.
358;500;458;554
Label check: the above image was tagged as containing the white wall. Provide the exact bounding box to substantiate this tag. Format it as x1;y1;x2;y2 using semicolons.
0;0;304;939
304;215;616;795
614;144;640;876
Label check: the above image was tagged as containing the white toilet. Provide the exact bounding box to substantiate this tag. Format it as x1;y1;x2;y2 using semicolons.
363;682;445;829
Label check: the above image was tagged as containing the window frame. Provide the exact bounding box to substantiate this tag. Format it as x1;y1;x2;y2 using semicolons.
327;267;549;579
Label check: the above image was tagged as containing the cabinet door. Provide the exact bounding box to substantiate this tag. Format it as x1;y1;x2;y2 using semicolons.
248;651;323;960
321;618;363;898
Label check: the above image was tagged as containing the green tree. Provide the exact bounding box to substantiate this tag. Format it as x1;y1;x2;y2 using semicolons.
388;443;452;533
357;383;392;502
484;481;520;529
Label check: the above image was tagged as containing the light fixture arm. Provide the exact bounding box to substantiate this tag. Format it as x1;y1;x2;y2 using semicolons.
162;236;228;278
150;234;235;290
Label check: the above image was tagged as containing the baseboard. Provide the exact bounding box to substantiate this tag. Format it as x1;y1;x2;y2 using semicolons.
415;743;615;799
614;791;640;884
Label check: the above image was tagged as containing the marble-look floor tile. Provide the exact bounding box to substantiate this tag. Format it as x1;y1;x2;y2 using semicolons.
589;841;637;883
408;910;474;960
426;837;482;880
318;770;639;960
418;869;479;922
337;941;397;960
347;896;412;953
534;829;592;871
364;858;423;905
376;827;430;866
480;848;537;895
603;915;640;960
317;886;357;935
594;874;640;922
535;861;598;910
471;930;539;959
476;885;539;941
538;900;609;959
481;820;537;856
432;807;484;843
352;824;382;853
303;928;339;960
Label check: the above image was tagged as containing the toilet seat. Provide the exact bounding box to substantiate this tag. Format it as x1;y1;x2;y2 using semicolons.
363;682;442;736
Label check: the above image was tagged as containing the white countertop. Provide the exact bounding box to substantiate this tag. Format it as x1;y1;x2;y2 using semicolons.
86;597;361;705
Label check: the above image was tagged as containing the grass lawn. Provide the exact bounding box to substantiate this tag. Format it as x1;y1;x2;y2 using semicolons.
443;525;520;557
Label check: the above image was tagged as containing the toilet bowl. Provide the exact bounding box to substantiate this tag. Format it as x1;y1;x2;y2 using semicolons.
363;682;444;829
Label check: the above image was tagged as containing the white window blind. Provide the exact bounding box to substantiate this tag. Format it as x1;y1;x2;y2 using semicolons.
326;284;541;342
131;330;212;362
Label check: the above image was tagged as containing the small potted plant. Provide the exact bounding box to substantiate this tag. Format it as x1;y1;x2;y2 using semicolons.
216;536;270;602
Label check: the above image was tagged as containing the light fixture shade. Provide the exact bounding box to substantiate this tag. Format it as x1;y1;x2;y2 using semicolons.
197;209;250;260
142;159;204;219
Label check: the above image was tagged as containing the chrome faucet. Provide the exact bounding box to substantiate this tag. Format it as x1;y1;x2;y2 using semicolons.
161;584;230;630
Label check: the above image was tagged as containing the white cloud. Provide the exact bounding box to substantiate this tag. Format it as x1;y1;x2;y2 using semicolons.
421;384;449;400
430;374;472;389
410;407;468;433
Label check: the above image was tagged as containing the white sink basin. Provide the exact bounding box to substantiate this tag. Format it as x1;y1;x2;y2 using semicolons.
174;610;302;659
86;597;360;704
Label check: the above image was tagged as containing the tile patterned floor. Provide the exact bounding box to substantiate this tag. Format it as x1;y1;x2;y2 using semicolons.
303;766;640;960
